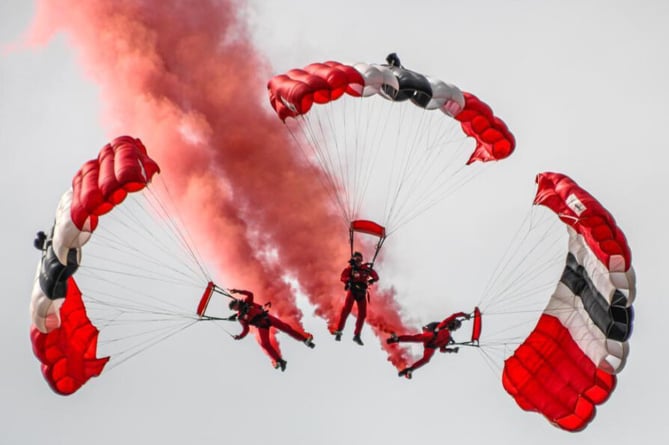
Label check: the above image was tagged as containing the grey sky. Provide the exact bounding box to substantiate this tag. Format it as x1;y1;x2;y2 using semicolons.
2;1;667;444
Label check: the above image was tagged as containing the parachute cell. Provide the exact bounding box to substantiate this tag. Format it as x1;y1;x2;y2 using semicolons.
501;172;635;431
30;278;109;395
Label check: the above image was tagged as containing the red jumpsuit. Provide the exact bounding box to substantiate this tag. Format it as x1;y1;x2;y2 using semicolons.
335;263;379;336
396;312;467;372
233;290;310;364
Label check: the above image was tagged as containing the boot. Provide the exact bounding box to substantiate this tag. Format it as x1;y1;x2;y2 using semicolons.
352;335;364;346
275;359;287;372
304;334;316;349
398;368;413;379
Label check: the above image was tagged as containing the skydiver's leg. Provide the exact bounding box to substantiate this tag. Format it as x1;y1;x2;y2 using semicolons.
257;326;282;363
267;314;308;342
353;297;367;336
408;347;436;371
397;333;431;343
335;292;355;332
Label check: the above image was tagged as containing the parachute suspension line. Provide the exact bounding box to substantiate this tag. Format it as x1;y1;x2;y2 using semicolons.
471;206;571;353
145;179;212;281
76;193;211;325
212;284;234;299
79;254;201;295
103;318;200;371
395;124;483;231
351;97;385;221
404;136;480;209
293;113;351;222
284;124;348;232
383;101;424;229
82;234;197;287
383;111;472;232
91;183;209;289
477;342;513;376
81;195;203;288
477;205;565;313
80;266;197;318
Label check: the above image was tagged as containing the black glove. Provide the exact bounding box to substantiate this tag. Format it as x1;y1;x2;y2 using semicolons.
227;314;237;321
233;335;242;340
344;281;351;291
464;313;472;320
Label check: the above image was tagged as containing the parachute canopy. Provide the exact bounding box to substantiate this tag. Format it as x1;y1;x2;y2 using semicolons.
267;54;515;236
30;136;160;394
502;172;636;431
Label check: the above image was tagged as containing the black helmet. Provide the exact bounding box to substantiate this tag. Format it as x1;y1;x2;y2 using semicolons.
229;300;239;310
422;322;439;332
350;251;363;265
447;319;462;331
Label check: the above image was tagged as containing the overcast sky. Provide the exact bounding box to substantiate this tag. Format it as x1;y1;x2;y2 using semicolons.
2;1;668;444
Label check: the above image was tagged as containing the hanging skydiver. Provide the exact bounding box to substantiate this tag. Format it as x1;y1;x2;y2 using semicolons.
227;288;315;372
332;251;379;346
387;311;471;379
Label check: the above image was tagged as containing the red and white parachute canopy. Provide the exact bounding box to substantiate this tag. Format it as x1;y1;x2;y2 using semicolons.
497;172;635;431
267;54;515;239
30;136;222;395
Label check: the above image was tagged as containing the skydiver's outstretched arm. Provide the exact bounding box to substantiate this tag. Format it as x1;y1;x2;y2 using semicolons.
436;312;469;330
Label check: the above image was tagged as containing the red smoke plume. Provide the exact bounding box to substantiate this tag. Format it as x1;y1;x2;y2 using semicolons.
27;0;413;368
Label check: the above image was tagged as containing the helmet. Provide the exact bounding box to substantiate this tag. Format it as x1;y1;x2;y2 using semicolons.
422;322;439;332
229;300;239;310
447;319;462;331
350;251;364;266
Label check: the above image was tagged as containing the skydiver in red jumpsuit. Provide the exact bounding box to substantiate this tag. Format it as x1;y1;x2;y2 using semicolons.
333;251;379;346
387;312;470;379
228;289;315;372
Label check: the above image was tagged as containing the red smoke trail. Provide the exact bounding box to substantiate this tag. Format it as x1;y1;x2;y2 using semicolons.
26;0;413;369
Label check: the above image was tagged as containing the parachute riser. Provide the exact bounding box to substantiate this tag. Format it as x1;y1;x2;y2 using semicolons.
451;340;480;348
348;220;387;267
196;282;234;318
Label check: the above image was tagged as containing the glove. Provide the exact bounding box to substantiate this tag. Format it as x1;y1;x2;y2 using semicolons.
367;279;376;286
344;281;351;291
386;334;399;344
464;313;472;320
227;314;237;321
233;335;242;340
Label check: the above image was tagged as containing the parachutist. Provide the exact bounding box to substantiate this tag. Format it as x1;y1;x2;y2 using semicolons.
389;312;470;379
332;251;379;344
228;289;315;370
